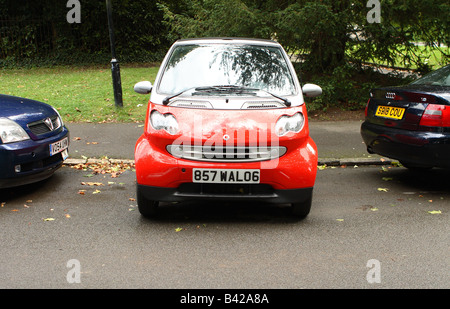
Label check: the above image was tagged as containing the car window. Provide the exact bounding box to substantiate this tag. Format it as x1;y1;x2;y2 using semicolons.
411;64;450;86
157;44;296;96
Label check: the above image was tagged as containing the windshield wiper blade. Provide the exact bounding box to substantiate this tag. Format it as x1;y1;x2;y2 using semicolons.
195;85;291;106
164;85;291;107
194;85;257;94
260;90;291;107
162;87;197;105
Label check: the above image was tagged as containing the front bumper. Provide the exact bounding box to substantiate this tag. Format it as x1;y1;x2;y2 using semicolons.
0;126;69;188
135;132;318;201
361;121;450;168
137;183;313;204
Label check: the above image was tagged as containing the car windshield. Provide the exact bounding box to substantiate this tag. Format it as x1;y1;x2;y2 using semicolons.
410;64;450;86
158;43;296;96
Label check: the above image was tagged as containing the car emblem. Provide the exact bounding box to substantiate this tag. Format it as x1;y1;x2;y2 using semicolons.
44;117;54;131
385;92;396;99
223;134;230;141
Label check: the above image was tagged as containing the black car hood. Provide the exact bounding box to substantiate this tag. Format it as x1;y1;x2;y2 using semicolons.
0;94;57;125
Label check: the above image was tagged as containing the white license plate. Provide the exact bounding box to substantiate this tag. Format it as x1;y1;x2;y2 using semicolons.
50;137;69;156
193;168;260;184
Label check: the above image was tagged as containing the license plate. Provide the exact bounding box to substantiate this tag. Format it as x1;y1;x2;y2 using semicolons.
193;168;260;184
50;137;69;156
375;106;405;120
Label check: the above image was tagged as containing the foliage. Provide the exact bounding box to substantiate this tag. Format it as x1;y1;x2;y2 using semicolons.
0;0;171;66
159;0;449;74
0;0;448;112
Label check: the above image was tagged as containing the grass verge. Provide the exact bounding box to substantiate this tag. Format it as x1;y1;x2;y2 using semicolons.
0;64;159;123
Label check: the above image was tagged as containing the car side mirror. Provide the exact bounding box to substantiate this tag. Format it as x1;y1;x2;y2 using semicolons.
134;81;153;94
302;83;322;98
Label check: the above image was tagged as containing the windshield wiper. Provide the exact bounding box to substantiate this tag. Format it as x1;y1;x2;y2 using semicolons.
162;87;197;105
163;85;291;107
162;85;252;105
194;85;291;107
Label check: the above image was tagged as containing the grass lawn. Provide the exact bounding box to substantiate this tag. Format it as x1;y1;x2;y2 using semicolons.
0;65;159;123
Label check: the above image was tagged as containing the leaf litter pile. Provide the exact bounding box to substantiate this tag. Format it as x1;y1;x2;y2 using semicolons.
70;159;135;199
70;159;134;178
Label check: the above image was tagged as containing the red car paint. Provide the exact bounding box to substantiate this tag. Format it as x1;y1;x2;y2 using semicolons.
135;102;317;189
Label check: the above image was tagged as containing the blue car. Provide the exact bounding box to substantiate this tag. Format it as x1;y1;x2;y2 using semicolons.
0;94;69;188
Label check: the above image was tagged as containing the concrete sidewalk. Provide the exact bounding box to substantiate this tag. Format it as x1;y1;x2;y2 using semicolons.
64;120;392;166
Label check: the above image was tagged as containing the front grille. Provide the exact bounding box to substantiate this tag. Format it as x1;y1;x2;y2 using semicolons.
178;183;275;196
28;116;61;136
17;152;64;173
166;145;287;162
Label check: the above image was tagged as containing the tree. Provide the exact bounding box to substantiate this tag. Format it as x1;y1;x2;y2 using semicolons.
158;0;449;74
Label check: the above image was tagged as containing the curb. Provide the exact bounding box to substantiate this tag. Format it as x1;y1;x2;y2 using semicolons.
63;158;135;165
318;157;395;166
63;157;395;167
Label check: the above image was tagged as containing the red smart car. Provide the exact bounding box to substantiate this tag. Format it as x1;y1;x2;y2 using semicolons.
134;38;322;217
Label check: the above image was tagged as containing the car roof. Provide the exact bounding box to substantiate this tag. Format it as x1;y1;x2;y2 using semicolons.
174;37;280;47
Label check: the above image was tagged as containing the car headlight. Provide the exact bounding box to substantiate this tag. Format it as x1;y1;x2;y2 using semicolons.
52;106;64;127
0;118;30;144
275;112;304;136
150;110;179;135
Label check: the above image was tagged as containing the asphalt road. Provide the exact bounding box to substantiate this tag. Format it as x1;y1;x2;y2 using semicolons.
1;165;448;289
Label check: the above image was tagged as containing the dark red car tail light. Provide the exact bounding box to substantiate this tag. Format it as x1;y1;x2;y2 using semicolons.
364;99;369;118
419;104;450;127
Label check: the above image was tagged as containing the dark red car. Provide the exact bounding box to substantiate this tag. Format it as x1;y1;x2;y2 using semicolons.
361;64;450;169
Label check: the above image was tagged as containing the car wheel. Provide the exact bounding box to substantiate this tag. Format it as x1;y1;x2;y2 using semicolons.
136;186;159;217
291;195;312;218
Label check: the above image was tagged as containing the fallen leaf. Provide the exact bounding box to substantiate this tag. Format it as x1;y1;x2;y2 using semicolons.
65;214;71;218
43;218;55;221
175;227;183;232
81;182;104;186
428;210;442;215
377;188;389;192
78;190;86;195
336;219;344;222
382;177;393;181
92;189;101;194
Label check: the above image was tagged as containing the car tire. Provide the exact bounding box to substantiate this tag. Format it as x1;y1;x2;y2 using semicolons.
291;195;312;218
136;186;159;217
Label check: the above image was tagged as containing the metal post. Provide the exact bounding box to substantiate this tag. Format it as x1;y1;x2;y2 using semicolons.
106;0;123;108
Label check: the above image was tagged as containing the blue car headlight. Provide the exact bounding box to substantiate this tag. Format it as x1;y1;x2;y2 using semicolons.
0;118;30;144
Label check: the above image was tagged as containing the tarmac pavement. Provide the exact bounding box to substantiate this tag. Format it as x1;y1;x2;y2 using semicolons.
64;120;392;166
